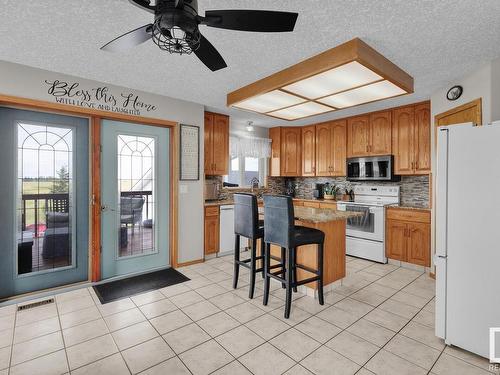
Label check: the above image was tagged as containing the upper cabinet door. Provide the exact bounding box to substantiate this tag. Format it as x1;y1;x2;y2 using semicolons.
414;103;431;174
370;111;392;155
211;114;229;175
269;127;281;177
315;122;332;176
348;115;370;157
204;112;214;174
331;120;347;176
392;106;415;175
281;127;302;176
301;125;316;176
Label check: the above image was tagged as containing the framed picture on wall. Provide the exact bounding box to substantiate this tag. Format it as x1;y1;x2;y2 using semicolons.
180;124;200;181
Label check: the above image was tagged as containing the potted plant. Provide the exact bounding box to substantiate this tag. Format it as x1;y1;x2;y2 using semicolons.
324;183;340;200
343;182;354;201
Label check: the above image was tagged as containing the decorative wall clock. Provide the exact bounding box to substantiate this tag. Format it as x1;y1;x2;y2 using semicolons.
446;85;463;101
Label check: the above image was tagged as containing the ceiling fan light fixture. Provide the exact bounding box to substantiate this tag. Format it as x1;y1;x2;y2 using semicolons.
152;17;200;55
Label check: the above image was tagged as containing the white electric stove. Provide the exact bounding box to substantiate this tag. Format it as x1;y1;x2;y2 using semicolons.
337;185;400;263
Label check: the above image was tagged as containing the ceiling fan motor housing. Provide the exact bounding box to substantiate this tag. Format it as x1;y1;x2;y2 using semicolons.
153;0;200;53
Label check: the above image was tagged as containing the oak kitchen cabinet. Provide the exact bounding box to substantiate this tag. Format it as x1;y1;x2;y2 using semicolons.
392;103;431;175
204;206;220;255
302;125;316;176
386;207;431;267
315;120;347;176
347;111;391;157
269;127;302;176
204;112;229;175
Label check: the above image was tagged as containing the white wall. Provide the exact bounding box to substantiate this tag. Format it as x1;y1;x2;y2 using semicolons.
491;58;500;123
431;62;492;126
0;60;205;265
230;122;269;139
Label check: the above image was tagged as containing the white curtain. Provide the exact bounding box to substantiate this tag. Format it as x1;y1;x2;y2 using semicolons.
230;135;271;158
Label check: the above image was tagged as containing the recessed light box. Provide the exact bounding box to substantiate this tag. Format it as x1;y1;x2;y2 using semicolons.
282;61;383;99
269;102;334;120
227;38;413;121
233;90;305;113
318;80;406;108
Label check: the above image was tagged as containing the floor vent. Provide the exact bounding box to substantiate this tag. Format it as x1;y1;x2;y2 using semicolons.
17;298;55;311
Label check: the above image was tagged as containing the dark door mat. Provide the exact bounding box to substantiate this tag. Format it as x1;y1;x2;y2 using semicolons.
93;268;190;304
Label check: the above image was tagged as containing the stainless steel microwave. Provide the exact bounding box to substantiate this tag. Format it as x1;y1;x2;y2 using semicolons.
346;155;400;181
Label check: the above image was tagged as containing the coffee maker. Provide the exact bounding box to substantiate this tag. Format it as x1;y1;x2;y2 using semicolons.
313;183;325;199
285;179;296;197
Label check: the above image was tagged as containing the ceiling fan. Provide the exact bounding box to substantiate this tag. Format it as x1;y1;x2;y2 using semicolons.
101;0;299;71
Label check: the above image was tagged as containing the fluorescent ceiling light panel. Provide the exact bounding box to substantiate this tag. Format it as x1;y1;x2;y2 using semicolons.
227;39;414;121
318;80;406;108
269;102;333;120
283;61;383;99
233;90;305;113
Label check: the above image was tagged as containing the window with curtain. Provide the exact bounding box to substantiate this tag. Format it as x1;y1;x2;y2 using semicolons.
224;135;271;187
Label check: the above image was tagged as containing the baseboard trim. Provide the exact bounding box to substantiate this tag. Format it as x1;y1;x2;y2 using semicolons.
177;258;205;268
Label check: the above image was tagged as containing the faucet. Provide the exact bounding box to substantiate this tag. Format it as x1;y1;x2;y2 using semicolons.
250;177;259;193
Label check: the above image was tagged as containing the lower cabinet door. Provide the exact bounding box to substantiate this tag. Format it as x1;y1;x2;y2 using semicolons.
204;214;219;255
407;222;431;266
386;220;407;261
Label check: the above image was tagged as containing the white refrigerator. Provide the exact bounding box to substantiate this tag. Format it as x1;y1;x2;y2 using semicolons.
435;122;500;359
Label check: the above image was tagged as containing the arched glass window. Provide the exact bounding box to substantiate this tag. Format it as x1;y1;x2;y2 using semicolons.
117;134;156;257
17;123;74;275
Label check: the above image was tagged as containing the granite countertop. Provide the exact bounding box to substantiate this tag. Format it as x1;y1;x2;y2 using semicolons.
205;197;338;207
258;206;362;224
387;204;431;211
204;199;235;207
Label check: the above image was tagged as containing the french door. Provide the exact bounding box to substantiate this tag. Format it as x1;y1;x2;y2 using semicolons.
100;120;170;279
0;107;89;299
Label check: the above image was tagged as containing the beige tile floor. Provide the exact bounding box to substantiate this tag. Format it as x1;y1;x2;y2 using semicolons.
0;254;498;375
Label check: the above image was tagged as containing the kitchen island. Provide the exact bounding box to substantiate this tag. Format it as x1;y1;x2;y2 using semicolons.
257;205;362;295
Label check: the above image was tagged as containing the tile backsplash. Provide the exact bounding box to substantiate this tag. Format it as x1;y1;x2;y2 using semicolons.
206;175;430;208
267;175;430;208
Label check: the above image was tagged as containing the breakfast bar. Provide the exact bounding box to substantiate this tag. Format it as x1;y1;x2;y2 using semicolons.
258;205;362;294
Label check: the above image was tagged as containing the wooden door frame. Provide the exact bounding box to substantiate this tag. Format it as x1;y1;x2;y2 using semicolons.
0;94;179;284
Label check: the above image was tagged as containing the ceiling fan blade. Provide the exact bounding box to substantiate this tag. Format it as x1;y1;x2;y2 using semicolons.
201;10;298;32
193;34;227;72
128;0;155;13
101;24;153;52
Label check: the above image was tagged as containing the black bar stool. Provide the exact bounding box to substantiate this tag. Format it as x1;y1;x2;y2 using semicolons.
233;193;286;299
262;194;325;318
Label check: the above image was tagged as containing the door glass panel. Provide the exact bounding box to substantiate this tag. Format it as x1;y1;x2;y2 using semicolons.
17;123;74;275
117;134;156;258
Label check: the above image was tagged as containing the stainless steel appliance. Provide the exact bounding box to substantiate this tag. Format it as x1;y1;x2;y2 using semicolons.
337;185;400;263
204;179;220;201
347;155;400;181
313;183;325;199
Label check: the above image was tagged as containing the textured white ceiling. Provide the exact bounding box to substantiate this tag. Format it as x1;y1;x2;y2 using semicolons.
1;0;500;127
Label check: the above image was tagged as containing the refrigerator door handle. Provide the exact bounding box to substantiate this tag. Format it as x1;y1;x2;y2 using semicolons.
436;128;449;258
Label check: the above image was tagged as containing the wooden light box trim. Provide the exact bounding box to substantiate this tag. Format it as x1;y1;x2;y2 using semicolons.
227;38;414;110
